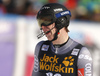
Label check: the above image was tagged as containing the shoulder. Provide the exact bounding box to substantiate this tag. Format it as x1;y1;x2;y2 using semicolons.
35;40;50;49
78;46;92;61
79;47;92;56
69;38;92;56
69;38;84;49
35;41;45;49
34;41;45;56
34;40;51;56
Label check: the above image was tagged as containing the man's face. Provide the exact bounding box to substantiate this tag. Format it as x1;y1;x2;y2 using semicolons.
41;23;56;41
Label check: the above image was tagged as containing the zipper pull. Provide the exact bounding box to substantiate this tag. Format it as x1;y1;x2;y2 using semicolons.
54;45;60;53
55;48;58;53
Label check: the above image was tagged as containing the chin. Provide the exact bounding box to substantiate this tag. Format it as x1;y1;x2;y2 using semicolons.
48;38;52;41
47;37;53;41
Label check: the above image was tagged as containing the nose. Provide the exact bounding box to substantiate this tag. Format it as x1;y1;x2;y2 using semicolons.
41;25;47;29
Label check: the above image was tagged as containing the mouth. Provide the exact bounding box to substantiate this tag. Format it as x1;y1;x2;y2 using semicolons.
45;30;51;35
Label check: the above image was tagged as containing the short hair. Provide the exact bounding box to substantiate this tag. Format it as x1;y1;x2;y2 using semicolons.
65;26;70;32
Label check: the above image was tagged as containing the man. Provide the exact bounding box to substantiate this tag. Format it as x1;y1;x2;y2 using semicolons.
32;3;93;76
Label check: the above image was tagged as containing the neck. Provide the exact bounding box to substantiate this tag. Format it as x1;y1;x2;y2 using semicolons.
52;28;69;45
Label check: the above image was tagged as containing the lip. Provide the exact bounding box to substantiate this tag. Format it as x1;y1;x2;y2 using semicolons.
45;30;50;34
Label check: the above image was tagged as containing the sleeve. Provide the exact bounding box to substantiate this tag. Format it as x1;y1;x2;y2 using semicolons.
32;41;44;76
77;47;93;76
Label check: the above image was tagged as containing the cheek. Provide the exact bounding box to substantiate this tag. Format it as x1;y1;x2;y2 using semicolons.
51;28;57;34
48;23;56;33
48;23;55;28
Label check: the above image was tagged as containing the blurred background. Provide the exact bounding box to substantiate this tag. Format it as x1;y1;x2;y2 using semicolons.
0;0;100;76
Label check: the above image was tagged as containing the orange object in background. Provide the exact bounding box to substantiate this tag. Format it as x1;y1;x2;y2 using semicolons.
64;0;78;9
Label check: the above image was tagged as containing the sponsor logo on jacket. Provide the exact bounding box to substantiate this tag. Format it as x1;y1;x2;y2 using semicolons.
39;54;74;73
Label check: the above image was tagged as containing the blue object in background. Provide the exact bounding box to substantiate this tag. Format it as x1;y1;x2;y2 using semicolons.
0;15;16;76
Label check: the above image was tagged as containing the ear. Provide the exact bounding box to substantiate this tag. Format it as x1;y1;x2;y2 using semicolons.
55;16;67;30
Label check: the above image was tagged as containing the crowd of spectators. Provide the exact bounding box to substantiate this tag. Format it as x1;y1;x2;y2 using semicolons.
0;0;100;22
